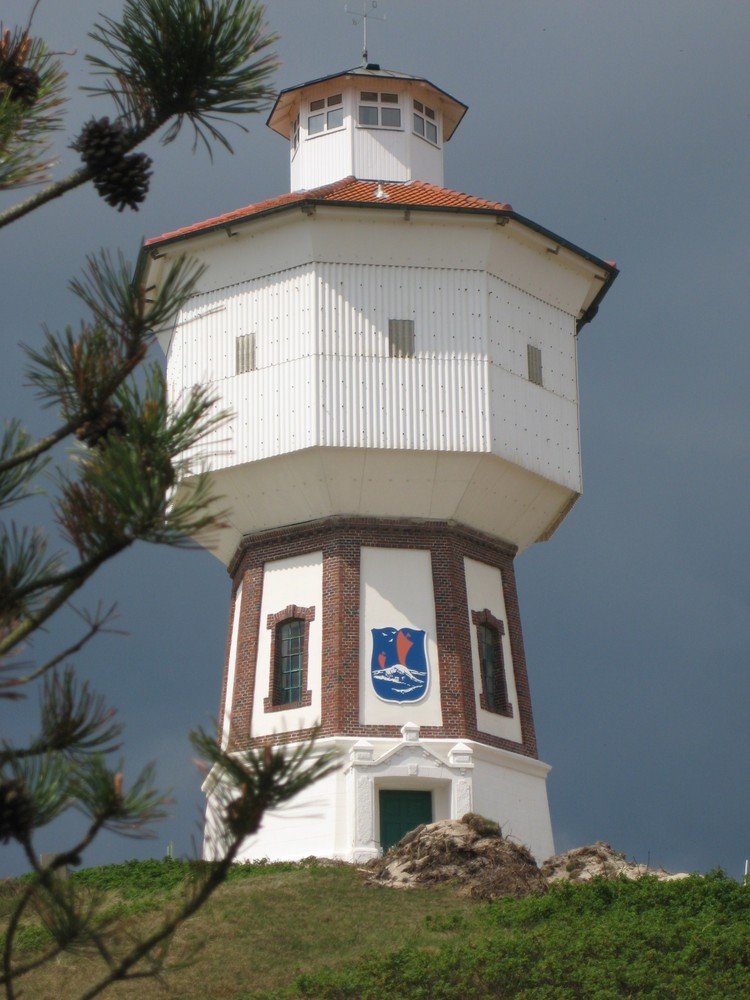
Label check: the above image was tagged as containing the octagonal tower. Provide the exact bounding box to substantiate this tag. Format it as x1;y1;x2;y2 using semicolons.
141;64;617;863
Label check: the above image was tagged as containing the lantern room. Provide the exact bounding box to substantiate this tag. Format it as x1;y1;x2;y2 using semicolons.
267;65;467;191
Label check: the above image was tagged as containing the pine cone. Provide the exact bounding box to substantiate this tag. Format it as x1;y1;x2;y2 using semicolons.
0;778;34;844
0;30;39;106
93;152;153;213
76;401;129;449
3;64;40;106
73;117;129;171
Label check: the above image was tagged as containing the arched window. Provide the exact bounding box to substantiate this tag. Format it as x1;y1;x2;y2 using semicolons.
264;605;315;712
472;610;513;717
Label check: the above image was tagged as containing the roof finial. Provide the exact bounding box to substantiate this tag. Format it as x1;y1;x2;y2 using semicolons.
345;1;385;67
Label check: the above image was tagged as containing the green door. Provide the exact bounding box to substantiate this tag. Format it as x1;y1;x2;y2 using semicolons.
379;790;433;851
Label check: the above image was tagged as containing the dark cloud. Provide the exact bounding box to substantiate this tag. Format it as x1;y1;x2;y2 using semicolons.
2;0;747;877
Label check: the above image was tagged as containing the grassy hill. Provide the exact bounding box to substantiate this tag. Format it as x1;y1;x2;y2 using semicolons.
2;858;748;999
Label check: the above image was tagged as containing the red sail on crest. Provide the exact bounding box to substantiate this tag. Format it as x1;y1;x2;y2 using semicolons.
396;629;413;666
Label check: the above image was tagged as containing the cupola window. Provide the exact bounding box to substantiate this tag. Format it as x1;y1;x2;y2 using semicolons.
413;100;438;144
358;91;401;128
308;93;343;135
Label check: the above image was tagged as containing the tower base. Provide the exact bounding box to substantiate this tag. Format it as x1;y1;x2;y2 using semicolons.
208;516;555;865
203;725;554;864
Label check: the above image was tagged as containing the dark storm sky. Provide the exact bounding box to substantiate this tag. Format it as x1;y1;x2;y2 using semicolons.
2;0;748;878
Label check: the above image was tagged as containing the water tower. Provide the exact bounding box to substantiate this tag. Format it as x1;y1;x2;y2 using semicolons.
141;63;617;862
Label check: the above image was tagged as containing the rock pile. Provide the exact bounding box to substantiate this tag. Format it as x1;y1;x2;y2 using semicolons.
542;841;689;884
365;816;688;901
365;814;547;901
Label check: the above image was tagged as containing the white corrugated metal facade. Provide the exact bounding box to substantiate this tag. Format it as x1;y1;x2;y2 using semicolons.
169;256;580;487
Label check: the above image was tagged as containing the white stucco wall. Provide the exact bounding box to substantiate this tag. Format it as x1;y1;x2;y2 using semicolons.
203;748;346;863
203;733;553;864
359;546;442;727
471;745;554;862
250;551;323;738
463;557;523;744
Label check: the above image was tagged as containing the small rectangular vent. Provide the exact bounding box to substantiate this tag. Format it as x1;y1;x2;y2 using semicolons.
236;332;256;374
388;319;415;358
527;344;543;386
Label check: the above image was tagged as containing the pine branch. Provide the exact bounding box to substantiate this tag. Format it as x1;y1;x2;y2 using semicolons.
67;732;339;999
2;831;119;992
0;543;129;660
0;755;69;850
0;7;330;997
0;940;66;989
35;666;122;758
0;252;205;485
0;162;96;229
0;523;63;641
86;0;279;153
29;877;119;966
1;378;227;662
0;1;278;230
1;756;171;991
2;875;39;996
0;605;122;697
1;729;340;995
24;251;204;426
72;757;169;838
0;418;83;479
193;728;342;850
0;421;49;511
0;29;67;190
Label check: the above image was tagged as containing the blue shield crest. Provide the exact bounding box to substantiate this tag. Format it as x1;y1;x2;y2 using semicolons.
371;627;429;704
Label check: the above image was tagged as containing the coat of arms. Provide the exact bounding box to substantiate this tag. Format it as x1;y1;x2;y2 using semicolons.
370;627;429;703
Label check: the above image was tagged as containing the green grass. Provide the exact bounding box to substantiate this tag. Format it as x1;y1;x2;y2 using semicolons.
275;871;750;1000
1;860;748;999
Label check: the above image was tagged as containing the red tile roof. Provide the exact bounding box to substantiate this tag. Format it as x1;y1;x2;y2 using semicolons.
145;177;513;246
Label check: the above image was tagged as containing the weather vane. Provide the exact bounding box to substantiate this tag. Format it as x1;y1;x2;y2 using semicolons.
345;1;386;66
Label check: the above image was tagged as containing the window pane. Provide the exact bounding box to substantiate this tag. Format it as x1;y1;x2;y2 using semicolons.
479;624;496;704
308;113;324;134
360;91;377;102
413;113;425;136
279;619;304;704
381;107;401;127
414;100;424;113
327;107;343;129
381;92;399;103
327;93;342;106
425;106;436;120
359;105;379;126
310;98;325;111
426;121;438;143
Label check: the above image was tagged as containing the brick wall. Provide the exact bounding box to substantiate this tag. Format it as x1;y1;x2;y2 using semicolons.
222;517;539;759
